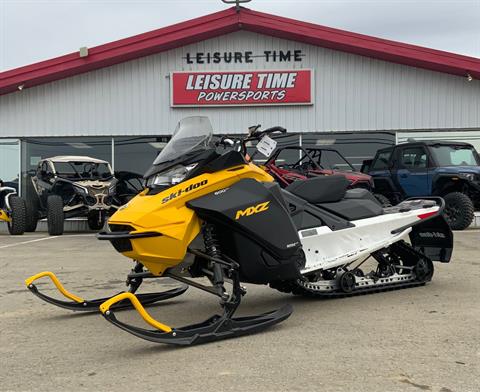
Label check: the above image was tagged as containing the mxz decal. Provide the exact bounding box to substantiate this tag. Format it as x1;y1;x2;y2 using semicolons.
235;201;270;220
161;180;208;204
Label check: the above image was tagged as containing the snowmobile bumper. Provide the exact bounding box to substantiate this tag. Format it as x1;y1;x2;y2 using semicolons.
100;291;293;346
25;271;187;312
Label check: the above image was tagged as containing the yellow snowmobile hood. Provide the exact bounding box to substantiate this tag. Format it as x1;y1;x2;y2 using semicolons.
108;163;273;275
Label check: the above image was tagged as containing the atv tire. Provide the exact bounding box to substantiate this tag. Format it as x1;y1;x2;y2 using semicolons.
87;211;105;231
47;195;64;236
374;193;392;208
25;197;39;232
7;196;26;235
443;192;474;230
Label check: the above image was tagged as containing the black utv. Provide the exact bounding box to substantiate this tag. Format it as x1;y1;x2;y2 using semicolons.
28;156;122;235
363;141;480;230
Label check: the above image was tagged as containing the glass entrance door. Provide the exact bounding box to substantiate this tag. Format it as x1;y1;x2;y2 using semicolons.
0;139;20;192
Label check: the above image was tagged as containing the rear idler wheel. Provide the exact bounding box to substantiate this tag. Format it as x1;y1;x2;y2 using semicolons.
337;270;356;293
414;257;434;282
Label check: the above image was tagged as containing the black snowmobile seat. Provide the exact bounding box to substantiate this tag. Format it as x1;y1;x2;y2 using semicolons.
318;189;384;220
344;188;381;205
285;175;348;204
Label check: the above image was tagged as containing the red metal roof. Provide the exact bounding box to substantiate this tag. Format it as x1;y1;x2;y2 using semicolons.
1;6;479;96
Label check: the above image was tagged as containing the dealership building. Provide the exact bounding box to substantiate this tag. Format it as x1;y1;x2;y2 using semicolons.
1;6;479;200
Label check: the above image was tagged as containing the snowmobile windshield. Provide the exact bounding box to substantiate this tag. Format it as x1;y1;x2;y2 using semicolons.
153;116;213;165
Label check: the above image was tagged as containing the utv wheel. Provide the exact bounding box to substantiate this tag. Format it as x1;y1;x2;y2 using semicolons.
443;192;474;230
374;194;392;208
47;195;64;236
25;197;39;232
7;196;26;235
87;211;105;231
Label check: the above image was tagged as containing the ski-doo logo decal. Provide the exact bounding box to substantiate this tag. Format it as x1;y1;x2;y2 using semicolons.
235;201;270;220
161;180;208;204
418;231;446;239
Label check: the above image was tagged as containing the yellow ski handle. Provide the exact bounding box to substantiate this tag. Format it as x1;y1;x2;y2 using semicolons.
99;292;172;333
25;271;84;303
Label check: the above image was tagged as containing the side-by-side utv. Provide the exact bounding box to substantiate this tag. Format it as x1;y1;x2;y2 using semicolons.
28;156;122;235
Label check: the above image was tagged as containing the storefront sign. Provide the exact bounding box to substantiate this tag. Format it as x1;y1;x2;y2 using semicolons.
170;69;314;107
184;50;304;64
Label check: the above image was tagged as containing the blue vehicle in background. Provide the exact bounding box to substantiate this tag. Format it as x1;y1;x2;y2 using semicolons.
362;140;480;230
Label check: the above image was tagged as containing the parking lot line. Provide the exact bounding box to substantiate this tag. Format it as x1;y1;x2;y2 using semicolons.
0;234;93;249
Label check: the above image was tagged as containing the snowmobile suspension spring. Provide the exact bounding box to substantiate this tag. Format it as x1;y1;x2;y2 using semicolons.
203;224;225;288
203;224;222;259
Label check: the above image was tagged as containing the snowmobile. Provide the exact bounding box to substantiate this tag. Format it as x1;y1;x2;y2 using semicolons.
25;117;453;346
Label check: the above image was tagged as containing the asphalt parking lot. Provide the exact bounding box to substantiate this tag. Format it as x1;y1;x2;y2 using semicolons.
1;230;479;392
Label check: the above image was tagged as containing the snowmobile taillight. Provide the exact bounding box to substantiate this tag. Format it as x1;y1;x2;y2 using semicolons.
417;211;437;220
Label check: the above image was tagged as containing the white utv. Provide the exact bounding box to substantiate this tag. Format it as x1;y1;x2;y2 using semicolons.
28;156;121;235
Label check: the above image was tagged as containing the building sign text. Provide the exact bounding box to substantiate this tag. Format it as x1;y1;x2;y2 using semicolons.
170;69;313;107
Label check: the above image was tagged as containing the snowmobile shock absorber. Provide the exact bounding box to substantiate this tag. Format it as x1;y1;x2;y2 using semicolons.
203;223;225;294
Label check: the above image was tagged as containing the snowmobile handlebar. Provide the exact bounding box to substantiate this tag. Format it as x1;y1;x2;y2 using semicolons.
215;125;286;158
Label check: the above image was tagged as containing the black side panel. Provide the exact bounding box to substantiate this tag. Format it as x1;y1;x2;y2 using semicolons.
187;179;301;259
187;179;305;284
281;190;354;231
409;215;453;263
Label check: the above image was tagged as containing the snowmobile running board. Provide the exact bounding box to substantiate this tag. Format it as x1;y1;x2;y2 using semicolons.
25;271;188;312
100;292;293;346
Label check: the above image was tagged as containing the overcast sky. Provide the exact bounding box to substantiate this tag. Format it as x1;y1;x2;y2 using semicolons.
1;0;479;72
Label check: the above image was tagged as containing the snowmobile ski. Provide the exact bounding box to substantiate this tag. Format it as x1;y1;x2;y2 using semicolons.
25;270;187;312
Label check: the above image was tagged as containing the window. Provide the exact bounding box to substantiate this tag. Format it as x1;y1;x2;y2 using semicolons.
0;139;20;192
272;147;302;168
371;149;393;170
313;149;355;171
302;132;395;170
113;137;171;177
246;134;300;164
400;147;427;169
430;145;480;166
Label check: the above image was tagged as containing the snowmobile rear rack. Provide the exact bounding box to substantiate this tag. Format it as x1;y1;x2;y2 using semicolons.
389;197;445;234
25;270;187;312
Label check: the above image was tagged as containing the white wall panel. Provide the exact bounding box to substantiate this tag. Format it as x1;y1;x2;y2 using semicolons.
0;30;479;137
